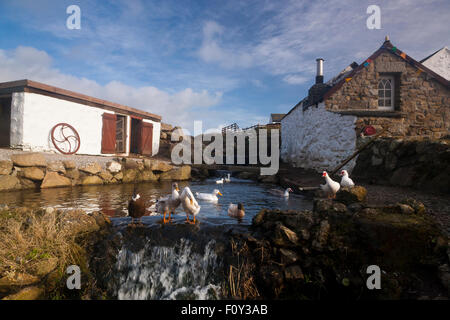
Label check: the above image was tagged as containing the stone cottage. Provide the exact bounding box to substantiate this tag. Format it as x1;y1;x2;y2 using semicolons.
0;80;161;156
281;37;450;172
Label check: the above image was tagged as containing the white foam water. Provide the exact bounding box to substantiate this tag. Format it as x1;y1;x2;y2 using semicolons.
114;239;222;300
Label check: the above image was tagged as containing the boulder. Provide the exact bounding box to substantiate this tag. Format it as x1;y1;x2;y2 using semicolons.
141;170;159;182
399;198;426;215
313;199;348;215
0;175;21;191
62;160;76;169
336;186;367;205
114;172;123;181
159;166;191;181
150;160;174;172
65;168;80;180
0;160;13;175
11;153;46;167
47;161;66;174
271;223;299;247
106;161;122;173
30;258;58;277
122;169;138;183
0;273;40;294
2;286;44;300
21;167;45;181
161;123;173;131
19;178;38;189
41;172;71;189
123;158;144;170
99;170;113;183
279;248;299;265
79;162;102;175
81;176;104;185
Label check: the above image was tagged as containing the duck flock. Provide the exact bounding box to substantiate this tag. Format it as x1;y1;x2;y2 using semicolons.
127;169;355;226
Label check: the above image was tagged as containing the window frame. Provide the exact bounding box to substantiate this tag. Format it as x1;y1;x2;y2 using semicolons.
377;75;395;111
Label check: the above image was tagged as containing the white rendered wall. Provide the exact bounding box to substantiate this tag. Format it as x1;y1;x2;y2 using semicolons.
281;102;358;172
421;47;450;81
10;92;161;156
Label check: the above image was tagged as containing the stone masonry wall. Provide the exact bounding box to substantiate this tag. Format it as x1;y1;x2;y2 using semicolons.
325;51;450;139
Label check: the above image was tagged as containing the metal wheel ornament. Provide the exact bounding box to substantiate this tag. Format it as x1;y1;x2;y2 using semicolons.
51;123;81;155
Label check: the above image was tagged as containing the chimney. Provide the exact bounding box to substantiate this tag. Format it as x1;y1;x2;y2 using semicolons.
315;58;324;84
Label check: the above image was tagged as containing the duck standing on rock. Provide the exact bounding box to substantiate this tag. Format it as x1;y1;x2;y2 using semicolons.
128;189;146;226
320;171;340;199
180;186;201;224
340;170;355;188
155;182;181;224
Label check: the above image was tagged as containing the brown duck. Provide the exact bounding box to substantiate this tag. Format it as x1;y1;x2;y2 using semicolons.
128;189;146;225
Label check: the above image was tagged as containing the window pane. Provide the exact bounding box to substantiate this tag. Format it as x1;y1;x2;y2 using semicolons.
385;90;391;97
378;99;384;106
378;82;384;89
385;80;391;90
378;90;384;98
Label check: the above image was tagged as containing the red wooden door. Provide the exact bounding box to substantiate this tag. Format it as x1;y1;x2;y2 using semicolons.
139;122;153;156
101;113;117;154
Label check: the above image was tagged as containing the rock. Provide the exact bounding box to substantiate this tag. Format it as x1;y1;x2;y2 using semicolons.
0;160;13;175
150;160;174;172
47;161;66;174
123;158;143;170
313;199;348;214
81;176;104;185
30;258;58;277
161;123;173;131
259;174;278;184
336;186;367;205
237;171;258;180
284;265;304;281
271;223;299;247
400;198;426;215
0;273;40;293
62;160;76;169
114;172;123;180
159;166;191;181
21;167;45;181
396;203;415;215
99;170;113;183
65;168;80;180
141;170;159;182
314;220;330;249
106;161;122;173
279;248;299;264
122;169;138;183
0;175;21;191
371;155;383;166
79;162;102;175
259;265;284;295
438;264;450;289
41;172;72;189
160;132;167;139
2;286;44;300
11;153;46;167
390;167;415;187
19;178;38;189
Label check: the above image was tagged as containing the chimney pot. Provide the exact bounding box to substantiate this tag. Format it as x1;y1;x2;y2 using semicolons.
316;58;324;84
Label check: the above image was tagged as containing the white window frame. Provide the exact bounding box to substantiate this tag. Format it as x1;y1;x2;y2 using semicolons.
377;76;395;111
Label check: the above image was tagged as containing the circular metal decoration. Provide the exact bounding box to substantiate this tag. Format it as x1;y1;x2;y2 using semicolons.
363;125;377;136
51;123;81;155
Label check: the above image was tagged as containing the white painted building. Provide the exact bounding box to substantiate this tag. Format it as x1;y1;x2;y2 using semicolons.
0;80;161;157
420;47;450;81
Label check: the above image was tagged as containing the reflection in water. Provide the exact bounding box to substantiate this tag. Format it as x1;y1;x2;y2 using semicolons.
0;178;312;226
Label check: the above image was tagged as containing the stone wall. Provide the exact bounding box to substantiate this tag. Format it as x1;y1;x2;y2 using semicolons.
0;152;191;192
325;51;450;139
352;138;449;193
281;102;358;172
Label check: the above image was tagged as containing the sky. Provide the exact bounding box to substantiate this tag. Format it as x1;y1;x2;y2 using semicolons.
0;0;449;133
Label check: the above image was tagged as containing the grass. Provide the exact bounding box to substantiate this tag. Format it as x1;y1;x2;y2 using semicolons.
223;239;260;300
0;208;84;284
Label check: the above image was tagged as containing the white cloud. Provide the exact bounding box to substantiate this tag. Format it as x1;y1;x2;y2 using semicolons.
0;46;222;130
282;74;309;85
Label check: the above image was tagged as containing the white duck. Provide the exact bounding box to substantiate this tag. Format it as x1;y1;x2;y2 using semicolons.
269;188;293;198
180;186;201;224
155;182;181;223
216;178;224;184
196;189;223;203
224;173;231;183
228;203;245;219
340;170;355;188
320;171;340;199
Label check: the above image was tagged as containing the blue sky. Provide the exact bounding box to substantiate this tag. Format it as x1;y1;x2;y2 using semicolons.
0;0;449;132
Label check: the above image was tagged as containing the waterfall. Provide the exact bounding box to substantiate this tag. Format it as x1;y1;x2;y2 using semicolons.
113;238;222;300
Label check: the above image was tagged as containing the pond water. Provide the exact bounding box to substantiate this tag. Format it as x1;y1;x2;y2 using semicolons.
0;176;312;226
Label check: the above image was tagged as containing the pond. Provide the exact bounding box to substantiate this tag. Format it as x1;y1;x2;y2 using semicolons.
0;176;313;226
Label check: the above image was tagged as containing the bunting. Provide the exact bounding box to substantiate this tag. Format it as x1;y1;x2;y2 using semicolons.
400;52;406;59
345;77;352;82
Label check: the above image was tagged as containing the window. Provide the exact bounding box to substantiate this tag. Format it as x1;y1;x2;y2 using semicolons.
378;76;395;110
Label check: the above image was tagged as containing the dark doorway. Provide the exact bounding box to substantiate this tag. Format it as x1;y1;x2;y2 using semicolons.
0;96;11;147
130;117;142;154
115;115;127;153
